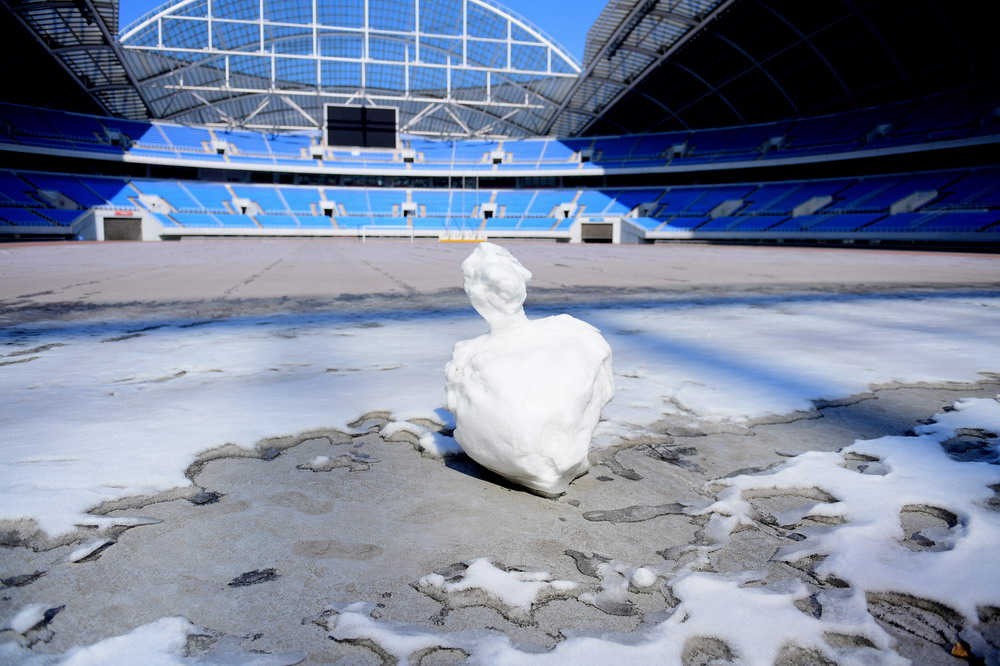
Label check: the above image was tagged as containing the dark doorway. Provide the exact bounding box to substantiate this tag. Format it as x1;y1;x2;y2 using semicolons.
104;218;142;241
581;223;613;243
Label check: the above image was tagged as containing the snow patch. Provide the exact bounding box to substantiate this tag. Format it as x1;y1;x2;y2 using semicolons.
1;292;999;537
381;421;463;458
325;571;904;665
706;397;1000;623
415;557;577;623
0;616;305;665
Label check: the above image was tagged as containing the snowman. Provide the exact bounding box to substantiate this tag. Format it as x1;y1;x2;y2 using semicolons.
445;243;614;495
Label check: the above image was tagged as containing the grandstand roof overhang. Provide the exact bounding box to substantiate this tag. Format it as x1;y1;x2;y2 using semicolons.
575;0;1000;136
545;0;735;137
119;0;582;139
1;0;152;119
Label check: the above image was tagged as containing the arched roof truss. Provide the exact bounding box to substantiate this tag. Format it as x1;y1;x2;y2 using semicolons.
119;0;581;139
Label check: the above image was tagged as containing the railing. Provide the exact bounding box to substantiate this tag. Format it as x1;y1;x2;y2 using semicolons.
360;224;414;243
439;226;486;242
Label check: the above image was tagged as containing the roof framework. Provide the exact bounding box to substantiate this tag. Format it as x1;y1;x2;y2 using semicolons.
581;0;1000;136
545;0;732;137
119;0;581;139
1;0;152;119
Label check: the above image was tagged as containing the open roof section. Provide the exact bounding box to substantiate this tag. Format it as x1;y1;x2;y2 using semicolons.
119;0;582;139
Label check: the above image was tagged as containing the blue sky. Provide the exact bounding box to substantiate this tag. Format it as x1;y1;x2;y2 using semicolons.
117;0;607;63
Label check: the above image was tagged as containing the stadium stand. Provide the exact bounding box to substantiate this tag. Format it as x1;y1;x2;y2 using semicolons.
4;162;996;242
0;0;996;246
3;80;996;177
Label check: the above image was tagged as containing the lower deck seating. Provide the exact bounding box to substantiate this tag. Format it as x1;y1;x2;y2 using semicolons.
2;167;998;240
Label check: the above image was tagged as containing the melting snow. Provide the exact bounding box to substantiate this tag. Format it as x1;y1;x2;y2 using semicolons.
417;557;577;618
0;616;303;665
320;397;999;664
2;293;999;536
706;397;1000;624
2;289;1000;662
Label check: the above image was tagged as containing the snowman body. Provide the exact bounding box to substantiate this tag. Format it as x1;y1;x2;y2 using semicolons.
445;243;613;495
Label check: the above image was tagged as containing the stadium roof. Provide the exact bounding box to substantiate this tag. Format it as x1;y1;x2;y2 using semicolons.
577;0;1000;136
545;0;733;137
118;0;582;139
1;0;152;119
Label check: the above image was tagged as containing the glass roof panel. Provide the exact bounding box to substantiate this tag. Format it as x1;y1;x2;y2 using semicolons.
212;21;258;51
420;37;463;65
319;32;364;59
466;3;507;40
120;0;581;138
317;0;365;28
369;0;416;32
212;0;259;20
420;0;464;35
264;0;314;24
370;37;408;62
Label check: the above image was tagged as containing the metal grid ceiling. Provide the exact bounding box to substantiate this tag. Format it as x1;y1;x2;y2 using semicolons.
119;0;582;138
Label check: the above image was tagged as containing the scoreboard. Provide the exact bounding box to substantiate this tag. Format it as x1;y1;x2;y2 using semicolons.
325;105;398;149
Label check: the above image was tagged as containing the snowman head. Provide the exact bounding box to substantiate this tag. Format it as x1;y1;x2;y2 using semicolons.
462;242;532;331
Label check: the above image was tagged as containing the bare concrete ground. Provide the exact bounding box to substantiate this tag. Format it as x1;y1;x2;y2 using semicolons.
2;240;1000;664
2;239;1000;323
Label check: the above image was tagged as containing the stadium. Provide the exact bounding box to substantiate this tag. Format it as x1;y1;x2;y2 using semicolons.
1;0;997;245
2;1;1000;664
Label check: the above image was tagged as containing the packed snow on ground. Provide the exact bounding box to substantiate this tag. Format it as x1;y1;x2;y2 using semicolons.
1;292;999;536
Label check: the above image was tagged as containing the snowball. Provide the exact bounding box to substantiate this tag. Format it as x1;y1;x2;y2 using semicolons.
445;243;614;495
630;567;657;589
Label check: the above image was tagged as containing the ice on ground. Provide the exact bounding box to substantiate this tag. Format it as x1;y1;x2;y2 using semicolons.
629;567;657;589
445;243;614;495
1;291;999;536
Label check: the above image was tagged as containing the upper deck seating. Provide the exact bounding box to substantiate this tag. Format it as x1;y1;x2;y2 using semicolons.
159;125;212;152
504;140;547;164
219;130;270;155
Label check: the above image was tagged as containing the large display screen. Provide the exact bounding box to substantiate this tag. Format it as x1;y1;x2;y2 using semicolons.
325;105;397;148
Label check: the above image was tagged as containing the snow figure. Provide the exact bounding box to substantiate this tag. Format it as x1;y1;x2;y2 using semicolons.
445;243;614;496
